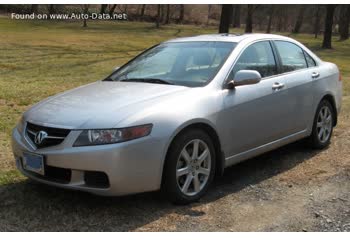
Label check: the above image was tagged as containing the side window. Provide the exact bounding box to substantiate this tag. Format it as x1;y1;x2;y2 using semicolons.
274;41;307;73
304;51;316;67
229;41;277;79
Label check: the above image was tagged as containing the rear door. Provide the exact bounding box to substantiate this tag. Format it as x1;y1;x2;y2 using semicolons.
272;40;315;132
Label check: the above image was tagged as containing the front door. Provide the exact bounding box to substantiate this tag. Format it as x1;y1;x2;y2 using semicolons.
218;40;294;158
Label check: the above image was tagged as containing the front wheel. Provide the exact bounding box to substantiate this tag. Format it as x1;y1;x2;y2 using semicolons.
308;100;334;149
162;129;216;204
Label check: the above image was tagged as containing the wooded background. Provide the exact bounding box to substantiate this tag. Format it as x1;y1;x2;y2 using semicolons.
0;4;349;49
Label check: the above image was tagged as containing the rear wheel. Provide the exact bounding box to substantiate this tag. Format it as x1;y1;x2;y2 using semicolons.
308;100;334;149
162;129;216;204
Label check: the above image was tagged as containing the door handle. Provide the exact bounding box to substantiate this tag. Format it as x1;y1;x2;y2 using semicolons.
311;72;320;78
272;82;285;90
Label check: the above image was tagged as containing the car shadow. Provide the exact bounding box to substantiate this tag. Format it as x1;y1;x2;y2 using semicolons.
0;140;321;231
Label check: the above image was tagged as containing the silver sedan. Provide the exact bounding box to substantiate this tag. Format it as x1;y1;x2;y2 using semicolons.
12;34;342;204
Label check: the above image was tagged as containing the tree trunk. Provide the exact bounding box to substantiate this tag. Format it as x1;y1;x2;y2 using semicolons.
314;6;321;38
161;5;166;23
322;5;337;49
207;5;212;25
140;4;146;21
292;6;306;33
124;5;128;12
275;5;285;32
178;5;185;23
48;4;55;19
140;4;146;16
109;5;117;17
233;5;241;28
283;15;289;32
100;4;107;14
339;5;350;40
48;5;55;14
31;4;38;14
83;4;89;28
266;6;274;33
165;5;170;24
48;5;54;14
245;5;254;33
219;5;233;33
156;4;161;28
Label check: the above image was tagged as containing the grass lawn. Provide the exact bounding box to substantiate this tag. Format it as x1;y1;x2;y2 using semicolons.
0;16;349;180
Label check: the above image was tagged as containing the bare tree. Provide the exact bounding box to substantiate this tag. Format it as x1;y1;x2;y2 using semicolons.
314;5;322;38
165;5;170;24
139;4;146;21
322;5;337;49
48;4;56;19
100;4;107;14
245;5;255;33
48;4;55;14
82;4;89;28
266;6;274;33
232;5;241;28
339;5;350;40
219;5;233;33
207;5;212;25
276;6;283;32
31;4;38;14
156;4;161;28
178;5;185;23
292;6;306;33
160;5;165;23
109;4;117;17
275;5;290;32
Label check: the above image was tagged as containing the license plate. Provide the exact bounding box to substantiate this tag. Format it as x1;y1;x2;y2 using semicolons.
22;152;45;175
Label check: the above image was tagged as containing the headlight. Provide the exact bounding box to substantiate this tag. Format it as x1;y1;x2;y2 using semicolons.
16;116;25;133
73;124;153;147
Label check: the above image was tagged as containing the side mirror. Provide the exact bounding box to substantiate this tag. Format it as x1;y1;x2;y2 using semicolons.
114;66;120;71
227;70;261;89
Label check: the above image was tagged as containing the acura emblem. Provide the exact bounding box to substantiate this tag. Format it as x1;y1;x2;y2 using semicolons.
34;131;48;145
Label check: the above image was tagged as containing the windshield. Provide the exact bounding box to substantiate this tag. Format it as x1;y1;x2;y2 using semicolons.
107;41;237;87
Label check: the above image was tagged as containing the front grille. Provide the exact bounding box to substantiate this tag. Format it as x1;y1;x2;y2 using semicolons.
26;122;70;149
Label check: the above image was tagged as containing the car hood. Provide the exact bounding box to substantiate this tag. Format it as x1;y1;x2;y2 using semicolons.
25;81;188;129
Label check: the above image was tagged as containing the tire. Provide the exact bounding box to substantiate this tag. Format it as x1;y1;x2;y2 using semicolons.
307;100;334;149
162;129;216;205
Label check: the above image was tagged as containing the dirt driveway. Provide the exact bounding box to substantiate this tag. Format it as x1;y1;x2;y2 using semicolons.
0;102;349;232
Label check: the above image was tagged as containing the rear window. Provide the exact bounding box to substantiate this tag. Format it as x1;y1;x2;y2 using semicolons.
274;41;307;73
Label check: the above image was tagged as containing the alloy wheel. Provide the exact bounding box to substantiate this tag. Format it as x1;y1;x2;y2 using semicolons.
316;105;332;143
176;139;211;196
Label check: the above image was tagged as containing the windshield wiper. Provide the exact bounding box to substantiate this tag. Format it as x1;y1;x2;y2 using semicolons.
120;78;174;85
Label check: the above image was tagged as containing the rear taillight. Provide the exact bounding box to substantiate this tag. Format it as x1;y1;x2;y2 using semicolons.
339;72;342;81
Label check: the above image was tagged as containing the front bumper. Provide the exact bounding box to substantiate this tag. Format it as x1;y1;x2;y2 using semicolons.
11;127;165;196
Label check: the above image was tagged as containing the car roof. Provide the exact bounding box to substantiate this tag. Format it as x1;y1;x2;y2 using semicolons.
165;33;293;43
